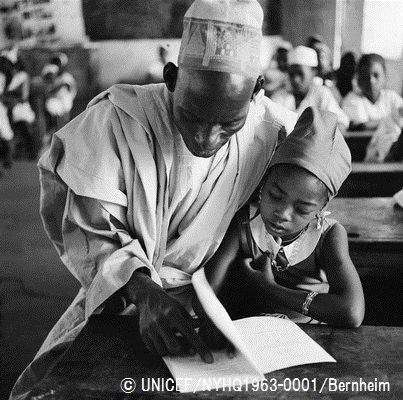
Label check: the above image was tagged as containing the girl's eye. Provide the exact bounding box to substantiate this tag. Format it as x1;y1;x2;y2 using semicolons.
296;208;313;216
268;190;282;201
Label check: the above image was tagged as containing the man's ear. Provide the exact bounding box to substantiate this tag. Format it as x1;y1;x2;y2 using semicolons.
163;62;178;92
251;75;264;100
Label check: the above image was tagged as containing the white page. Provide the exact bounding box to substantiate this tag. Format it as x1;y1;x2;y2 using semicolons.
233;316;336;373
163;268;336;393
191;267;265;376
163;350;262;392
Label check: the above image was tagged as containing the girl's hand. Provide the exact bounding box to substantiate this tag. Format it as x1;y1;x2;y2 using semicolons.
241;254;277;287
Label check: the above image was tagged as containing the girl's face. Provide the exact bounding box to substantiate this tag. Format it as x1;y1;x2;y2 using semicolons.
260;164;327;242
358;61;386;103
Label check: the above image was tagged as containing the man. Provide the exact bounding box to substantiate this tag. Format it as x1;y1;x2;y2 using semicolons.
271;45;349;132
10;0;296;398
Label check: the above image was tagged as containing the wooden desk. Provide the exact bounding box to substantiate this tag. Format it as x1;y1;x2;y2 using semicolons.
338;162;403;197
344;130;373;162
328;197;403;275
27;315;403;399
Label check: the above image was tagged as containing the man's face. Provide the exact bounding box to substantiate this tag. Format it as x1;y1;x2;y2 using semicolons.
288;64;315;97
172;68;255;158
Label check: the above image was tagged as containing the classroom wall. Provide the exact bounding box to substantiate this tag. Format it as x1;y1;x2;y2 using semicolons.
95;36;283;90
342;0;403;94
280;0;337;56
280;0;403;96
0;0;86;46
1;1;402;95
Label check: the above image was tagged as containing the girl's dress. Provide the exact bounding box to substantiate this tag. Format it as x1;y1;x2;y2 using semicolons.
236;203;338;323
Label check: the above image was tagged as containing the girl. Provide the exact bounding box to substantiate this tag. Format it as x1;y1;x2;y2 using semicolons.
201;107;365;337
342;53;403;131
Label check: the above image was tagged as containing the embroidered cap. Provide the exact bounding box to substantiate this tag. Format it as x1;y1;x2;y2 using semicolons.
269;107;351;198
288;45;318;67
178;0;263;78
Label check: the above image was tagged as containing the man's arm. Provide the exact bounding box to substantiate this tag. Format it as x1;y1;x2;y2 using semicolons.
39;98;213;362
122;269;213;361
50;188;213;362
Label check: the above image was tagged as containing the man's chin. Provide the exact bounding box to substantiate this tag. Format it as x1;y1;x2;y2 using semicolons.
187;146;218;158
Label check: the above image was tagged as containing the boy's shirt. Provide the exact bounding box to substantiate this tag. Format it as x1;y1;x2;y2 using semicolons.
271;83;349;131
342;88;403;125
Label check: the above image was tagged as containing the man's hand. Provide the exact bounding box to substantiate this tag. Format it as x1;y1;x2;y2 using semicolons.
123;270;213;363
192;294;232;352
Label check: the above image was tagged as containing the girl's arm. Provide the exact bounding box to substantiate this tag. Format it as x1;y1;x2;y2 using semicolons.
243;223;365;327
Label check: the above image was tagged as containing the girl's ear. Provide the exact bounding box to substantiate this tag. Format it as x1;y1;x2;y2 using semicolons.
163;62;178;92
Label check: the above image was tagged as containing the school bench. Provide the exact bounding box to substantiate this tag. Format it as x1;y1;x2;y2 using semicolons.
329;197;403;326
338;162;403;197
26;314;403;399
344;130;373;161
329;197;403;276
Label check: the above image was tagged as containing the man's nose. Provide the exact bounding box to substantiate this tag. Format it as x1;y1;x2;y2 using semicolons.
195;125;222;149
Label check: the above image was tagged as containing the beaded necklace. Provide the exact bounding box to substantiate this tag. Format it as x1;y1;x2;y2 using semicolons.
265;225;309;272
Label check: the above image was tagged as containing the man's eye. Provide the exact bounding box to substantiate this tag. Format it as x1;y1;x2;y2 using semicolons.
182;112;200;123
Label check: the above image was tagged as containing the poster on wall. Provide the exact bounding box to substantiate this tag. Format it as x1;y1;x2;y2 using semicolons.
0;0;57;45
0;0;86;47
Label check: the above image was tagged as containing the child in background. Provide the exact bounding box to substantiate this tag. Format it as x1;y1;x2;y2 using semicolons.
42;53;76;139
335;51;358;100
0;55;16;173
306;35;334;88
271;46;350;132
48;52;77;120
263;42;291;99
3;54;37;160
202;107;364;332
342;53;403;131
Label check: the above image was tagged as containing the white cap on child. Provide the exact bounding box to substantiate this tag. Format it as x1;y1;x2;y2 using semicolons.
269;107;351;198
288;45;318;67
41;64;59;76
178;0;263;78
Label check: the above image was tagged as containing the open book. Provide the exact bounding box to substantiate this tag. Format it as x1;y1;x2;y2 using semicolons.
163;268;336;393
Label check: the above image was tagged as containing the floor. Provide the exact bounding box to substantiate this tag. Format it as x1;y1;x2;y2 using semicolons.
0;160;79;400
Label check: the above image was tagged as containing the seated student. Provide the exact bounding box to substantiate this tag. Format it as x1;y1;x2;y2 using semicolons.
306;35;334;88
335;51;358;101
42;53;77;136
342;53;403;131
263;42;291;99
0;55;16;173
2;53;37;160
200;107;364;338
271;46;350;132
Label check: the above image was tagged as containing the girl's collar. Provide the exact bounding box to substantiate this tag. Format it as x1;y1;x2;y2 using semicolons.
248;204;331;268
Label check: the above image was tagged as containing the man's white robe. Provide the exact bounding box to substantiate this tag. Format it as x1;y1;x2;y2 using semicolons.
34;83;296;360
